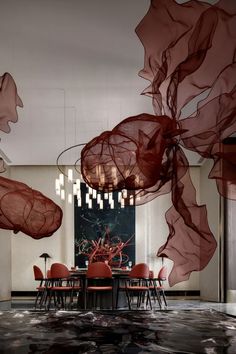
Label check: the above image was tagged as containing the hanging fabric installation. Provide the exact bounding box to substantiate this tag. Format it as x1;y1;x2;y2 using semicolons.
0;73;63;239
81;0;236;285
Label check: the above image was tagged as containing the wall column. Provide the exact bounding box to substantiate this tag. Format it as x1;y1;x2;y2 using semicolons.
0;230;11;301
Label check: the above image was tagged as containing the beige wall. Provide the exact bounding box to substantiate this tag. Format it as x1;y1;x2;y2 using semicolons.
0;164;219;297
0;169;11;301
9;166;67;292
136;167;201;291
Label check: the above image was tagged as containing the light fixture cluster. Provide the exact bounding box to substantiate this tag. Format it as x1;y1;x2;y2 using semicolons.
55;168;135;209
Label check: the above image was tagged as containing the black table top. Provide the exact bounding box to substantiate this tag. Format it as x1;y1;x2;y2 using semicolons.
69;268;131;277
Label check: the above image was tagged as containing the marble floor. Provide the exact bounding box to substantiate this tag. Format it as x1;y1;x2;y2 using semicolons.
1;298;236;353
2;297;236;317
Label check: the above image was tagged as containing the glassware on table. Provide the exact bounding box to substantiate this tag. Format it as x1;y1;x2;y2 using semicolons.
128;261;132;269
85;260;89;268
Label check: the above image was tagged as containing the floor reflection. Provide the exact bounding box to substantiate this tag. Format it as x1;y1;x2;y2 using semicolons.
0;307;236;353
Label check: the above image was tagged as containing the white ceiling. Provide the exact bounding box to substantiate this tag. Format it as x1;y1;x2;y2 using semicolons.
0;0;203;166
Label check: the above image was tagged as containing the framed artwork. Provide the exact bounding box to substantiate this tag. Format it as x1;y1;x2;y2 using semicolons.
74;183;135;268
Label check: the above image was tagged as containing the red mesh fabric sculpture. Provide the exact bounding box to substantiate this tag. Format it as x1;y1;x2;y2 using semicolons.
0;73;63;239
81;0;236;286
0;158;6;173
136;0;236;201
0;176;62;239
0;72;23;133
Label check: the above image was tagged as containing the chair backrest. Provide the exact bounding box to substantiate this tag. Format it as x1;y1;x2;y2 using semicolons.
47;269;52;279
33;265;44;280
129;263;150;279
86;262;112;279
157;266;167;280
50;263;70;279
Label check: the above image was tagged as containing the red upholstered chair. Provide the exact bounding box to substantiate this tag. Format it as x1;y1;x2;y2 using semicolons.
125;263;152;310
41;269;54;309
85;262;114;310
47;263;81;310
33;265;47;309
155;266;168;307
46;269;51;278
148;270;161;309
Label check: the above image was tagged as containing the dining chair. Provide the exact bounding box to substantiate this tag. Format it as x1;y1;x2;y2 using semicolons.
154;265;168;307
125;263;152;310
33;265;47;309
84;262;114;310
47;263;82;310
148;270;162;309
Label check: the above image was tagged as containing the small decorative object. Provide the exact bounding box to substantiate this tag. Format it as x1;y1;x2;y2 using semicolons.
39;253;51;277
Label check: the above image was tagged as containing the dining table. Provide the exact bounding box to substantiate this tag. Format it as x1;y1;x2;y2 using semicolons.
69;267;131;309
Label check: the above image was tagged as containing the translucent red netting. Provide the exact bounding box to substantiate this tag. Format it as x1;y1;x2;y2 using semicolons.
81;0;236;285
0;73;63;239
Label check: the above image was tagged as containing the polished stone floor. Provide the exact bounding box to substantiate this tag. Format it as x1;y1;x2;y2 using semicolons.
3;297;236;317
0;299;236;353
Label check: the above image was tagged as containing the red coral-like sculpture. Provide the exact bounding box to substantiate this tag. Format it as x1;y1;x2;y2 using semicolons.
81;0;236;286
0;176;62;239
77;235;132;267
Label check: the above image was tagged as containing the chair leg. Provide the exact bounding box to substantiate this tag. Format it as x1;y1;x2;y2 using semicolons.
47;290;53;310
125;288;131;310
144;291;148;309
34;291;41;309
39;288;47;309
147;289;152;310
162;290;167;307
61;292;65;309
156;292;162;309
137;293;142;308
153;286;162;309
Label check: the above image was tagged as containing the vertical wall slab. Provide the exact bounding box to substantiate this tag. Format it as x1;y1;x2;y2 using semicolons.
0;229;11;301
225;199;236;302
10;166;64;291
223;139;236;303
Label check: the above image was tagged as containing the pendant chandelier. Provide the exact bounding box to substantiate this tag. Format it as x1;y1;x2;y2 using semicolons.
55;168;134;209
